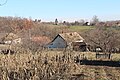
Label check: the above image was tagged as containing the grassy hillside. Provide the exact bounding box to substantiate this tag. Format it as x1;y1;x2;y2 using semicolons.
68;26;95;32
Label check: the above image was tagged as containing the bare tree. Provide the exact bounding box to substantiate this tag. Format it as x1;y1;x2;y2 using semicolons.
85;27;119;53
91;15;99;26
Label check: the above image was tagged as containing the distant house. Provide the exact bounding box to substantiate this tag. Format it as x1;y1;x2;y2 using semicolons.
83;22;90;26
46;32;87;51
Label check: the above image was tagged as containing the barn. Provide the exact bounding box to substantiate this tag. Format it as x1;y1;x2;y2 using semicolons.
46;32;87;51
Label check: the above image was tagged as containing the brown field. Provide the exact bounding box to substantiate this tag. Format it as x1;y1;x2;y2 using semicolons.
0;50;120;80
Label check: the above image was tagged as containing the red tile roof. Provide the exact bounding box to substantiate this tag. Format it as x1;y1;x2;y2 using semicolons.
31;36;50;44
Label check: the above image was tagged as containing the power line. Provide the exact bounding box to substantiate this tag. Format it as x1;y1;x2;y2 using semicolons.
0;0;8;6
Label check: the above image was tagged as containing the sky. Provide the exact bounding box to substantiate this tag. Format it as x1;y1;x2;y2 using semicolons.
0;0;120;22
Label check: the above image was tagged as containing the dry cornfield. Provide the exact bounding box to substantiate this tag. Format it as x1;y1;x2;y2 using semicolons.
0;50;120;80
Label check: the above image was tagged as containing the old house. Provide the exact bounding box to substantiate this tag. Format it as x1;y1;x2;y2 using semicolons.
46;32;87;51
2;33;22;45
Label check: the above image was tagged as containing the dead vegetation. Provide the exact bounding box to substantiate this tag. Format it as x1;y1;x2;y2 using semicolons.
0;50;119;80
0;16;120;80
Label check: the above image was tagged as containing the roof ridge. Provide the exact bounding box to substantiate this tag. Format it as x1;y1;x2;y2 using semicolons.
58;32;84;43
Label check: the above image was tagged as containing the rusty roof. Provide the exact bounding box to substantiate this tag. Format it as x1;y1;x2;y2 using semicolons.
4;33;19;41
31;36;51;44
59;32;84;43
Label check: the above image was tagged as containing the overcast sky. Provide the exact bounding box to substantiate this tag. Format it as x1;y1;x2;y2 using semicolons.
0;0;120;22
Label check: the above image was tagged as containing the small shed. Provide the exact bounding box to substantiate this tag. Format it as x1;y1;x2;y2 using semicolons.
2;33;22;45
46;32;87;51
